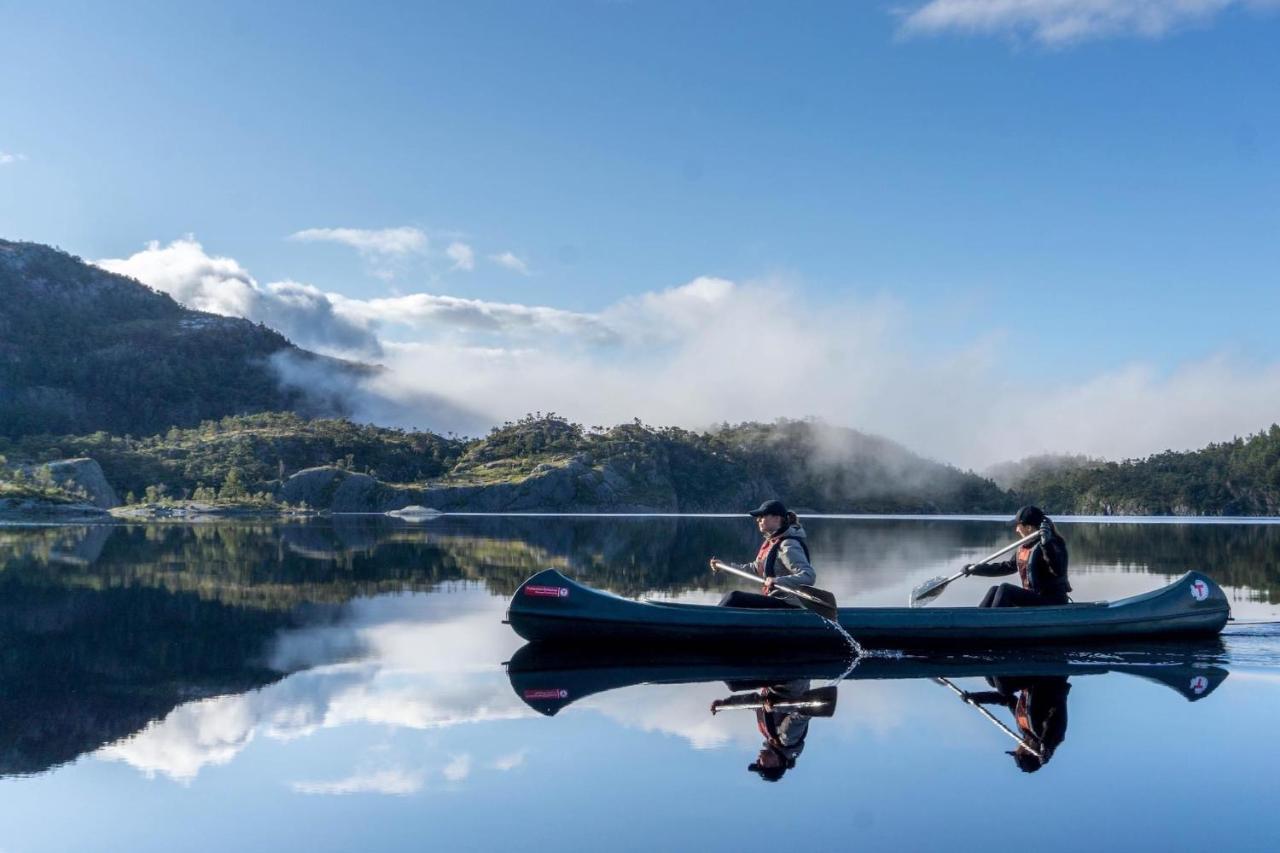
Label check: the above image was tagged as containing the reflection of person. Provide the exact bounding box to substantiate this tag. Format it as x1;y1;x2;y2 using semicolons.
710;499;815;609
965;676;1070;772
711;679;813;782
965;505;1071;607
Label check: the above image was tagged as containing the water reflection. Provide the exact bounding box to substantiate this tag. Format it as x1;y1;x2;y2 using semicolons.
3;515;1280;607
711;679;829;782
506;643;1229;778
936;675;1069;772
0;516;1267;783
0;517;1278;853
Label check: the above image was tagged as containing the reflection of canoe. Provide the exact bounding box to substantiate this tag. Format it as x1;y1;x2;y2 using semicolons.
505;644;1229;716
505;569;1231;648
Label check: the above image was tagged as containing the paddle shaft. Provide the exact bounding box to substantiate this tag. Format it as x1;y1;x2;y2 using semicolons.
711;559;832;612
935;677;1043;759
924;531;1043;597
713;700;831;712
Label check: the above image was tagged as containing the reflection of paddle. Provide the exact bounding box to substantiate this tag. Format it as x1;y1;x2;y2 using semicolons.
711;685;838;717
910;531;1041;607
711;559;838;622
934;677;1042;760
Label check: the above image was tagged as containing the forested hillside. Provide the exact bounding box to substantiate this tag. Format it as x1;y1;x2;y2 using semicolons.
0;239;366;437
1010;426;1280;516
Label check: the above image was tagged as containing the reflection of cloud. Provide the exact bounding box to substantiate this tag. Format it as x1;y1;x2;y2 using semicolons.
96;589;529;782
293;767;424;796
580;676;916;751
491;750;527;771
442;754;472;782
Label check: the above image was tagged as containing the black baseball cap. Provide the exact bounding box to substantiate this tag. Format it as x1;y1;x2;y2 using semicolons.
1012;505;1045;527
748;499;788;518
748;761;788;782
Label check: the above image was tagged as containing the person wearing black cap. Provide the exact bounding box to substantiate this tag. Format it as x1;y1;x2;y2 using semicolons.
710;679;813;782
963;675;1070;772
964;505;1071;607
709;499;815;609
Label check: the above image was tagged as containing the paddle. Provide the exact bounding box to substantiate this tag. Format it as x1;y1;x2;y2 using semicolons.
934;676;1043;759
710;685;839;717
909;530;1041;607
711;559;839;622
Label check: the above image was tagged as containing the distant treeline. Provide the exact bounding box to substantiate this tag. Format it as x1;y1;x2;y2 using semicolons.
1012;425;1280;516
1;412;1011;513
5;408;1280;516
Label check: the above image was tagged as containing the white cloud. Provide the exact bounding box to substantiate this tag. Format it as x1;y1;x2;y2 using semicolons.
329;291;612;342
490;251;531;275
290;226;427;257
352;277;1280;469
899;0;1280;44
94;237;381;358
446;241;475;272
0;151;27;165
88;236;1280;470
441;754;471;782
292;768;424;796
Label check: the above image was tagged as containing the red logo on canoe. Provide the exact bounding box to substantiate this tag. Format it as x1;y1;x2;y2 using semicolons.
1190;580;1209;602
524;688;570;700
524;585;570;598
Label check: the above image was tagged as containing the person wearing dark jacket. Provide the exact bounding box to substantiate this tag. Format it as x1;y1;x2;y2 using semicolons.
965;675;1070;772
965;505;1071;607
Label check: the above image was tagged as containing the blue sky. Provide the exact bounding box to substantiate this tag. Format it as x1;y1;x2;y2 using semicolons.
2;1;1278;464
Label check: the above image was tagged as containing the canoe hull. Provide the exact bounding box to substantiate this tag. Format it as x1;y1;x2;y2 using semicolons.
505;569;1231;648
506;643;1230;715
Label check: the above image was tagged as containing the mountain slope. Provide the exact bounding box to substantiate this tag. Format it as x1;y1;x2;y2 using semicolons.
0;239;369;437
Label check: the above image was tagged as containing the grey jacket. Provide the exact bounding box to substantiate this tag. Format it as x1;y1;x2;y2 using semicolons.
735;522;816;596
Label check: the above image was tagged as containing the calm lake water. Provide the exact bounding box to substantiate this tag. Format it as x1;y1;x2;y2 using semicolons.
1;515;1278;852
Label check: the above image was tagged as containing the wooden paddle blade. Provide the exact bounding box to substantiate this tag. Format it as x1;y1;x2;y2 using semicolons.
795;584;837;607
910;576;952;607
792;593;839;622
800;685;839;716
805;600;840;622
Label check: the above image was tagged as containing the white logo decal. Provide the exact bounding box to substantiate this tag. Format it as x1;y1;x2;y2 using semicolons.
1190;580;1209;602
1189;676;1209;695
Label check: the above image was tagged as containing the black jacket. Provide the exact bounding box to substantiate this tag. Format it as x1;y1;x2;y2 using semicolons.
971;534;1071;598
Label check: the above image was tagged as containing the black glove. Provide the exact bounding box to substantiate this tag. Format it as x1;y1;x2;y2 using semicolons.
1039;519;1053;546
963;563;979;576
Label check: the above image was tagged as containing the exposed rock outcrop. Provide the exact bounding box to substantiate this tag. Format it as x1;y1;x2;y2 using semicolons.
280;455;695;513
39;458;120;508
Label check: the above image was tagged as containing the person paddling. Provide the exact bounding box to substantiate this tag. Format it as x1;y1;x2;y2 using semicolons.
710;499;815;610
710;679;815;782
964;505;1071;608
963;675;1070;772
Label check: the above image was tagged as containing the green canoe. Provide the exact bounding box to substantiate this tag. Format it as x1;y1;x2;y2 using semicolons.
505;568;1231;649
